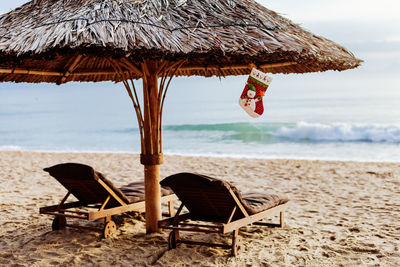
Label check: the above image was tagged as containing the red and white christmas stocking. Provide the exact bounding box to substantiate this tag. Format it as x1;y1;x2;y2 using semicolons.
239;68;272;118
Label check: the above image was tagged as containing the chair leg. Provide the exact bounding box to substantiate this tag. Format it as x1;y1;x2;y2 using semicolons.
231;229;242;256
173;229;179;243
168;200;175;217
52;215;66;230
168;229;179;249
280;211;285;228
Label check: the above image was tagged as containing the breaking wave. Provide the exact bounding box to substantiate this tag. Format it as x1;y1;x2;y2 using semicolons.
276;122;400;143
164;121;400;143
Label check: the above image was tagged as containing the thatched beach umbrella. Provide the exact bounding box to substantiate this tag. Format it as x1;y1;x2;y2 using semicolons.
0;0;361;233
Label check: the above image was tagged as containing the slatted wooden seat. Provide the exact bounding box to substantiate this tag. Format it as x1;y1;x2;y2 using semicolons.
158;172;289;256
40;163;177;238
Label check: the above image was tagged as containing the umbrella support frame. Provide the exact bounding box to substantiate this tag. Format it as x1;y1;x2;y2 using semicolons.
109;59;184;233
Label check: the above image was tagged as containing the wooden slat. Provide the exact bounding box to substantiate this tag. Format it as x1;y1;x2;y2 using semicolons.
41;194;176;221
96;178;127;206
56;192;71;210
172;203;185;224
227;188;249;217
41;211;88;220
39;201;84;213
226;206;237;224
222;202;289;234
56;209;89;215
88;194;177;220
99;195;111;211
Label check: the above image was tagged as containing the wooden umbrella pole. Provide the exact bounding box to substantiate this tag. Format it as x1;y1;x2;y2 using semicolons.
141;60;163;233
109;58;182;233
109;58;163;232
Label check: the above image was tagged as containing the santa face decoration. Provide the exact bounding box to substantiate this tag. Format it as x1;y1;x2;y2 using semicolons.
239;68;272;118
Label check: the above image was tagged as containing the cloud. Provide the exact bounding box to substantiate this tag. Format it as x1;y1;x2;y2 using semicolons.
275;17;400;74
259;0;400;22
300;19;400;46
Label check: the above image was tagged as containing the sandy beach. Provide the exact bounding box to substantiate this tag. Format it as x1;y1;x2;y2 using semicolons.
0;150;399;266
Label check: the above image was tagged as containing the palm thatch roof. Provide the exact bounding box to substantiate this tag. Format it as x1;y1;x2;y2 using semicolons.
0;0;361;83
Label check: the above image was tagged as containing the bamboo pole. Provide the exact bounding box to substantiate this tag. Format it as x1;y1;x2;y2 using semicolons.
0;61;297;78
144;164;161;233
0;68;64;76
58;55;83;84
142;60;162;233
107;59;145;151
178;61;297;71
158;61;185;150
109;58;164;232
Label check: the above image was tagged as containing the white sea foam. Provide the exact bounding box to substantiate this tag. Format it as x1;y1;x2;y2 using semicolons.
0;145;24;151
276;122;400;143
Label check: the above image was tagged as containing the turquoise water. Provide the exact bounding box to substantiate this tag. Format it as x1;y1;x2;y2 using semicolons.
1;69;400;162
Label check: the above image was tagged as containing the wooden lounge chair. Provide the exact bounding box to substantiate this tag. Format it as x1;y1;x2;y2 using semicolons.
158;172;289;256
40;163;177;238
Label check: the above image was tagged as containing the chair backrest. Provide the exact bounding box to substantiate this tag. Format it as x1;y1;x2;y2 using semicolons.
44;163;129;206
160;173;246;221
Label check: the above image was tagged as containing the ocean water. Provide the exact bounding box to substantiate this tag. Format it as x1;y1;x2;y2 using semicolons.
1;68;400;162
